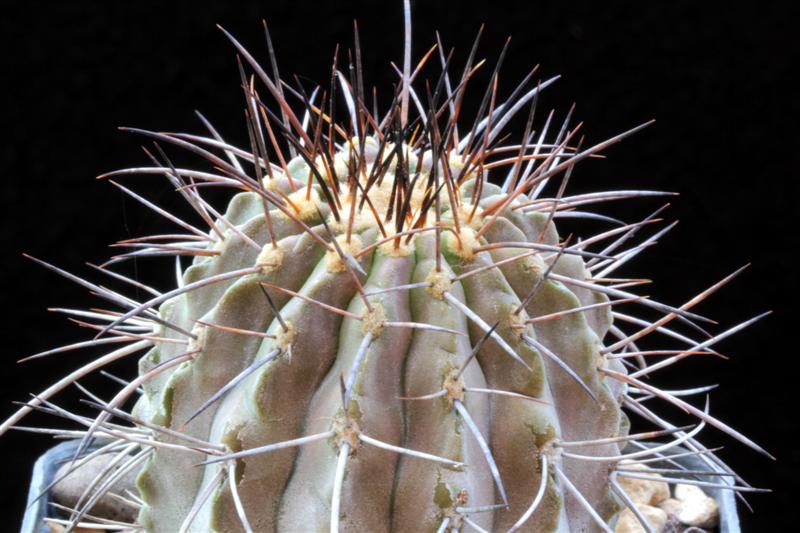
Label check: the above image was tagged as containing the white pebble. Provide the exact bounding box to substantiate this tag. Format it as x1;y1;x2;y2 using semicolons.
657;497;682;518
677;496;719;528
673;483;719;528
674;483;706;502
614;504;668;533
616;463;670;505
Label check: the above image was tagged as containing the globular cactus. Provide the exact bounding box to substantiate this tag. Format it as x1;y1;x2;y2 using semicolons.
4;4;771;533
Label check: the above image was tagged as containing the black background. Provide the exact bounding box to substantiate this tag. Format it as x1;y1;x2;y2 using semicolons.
1;0;796;530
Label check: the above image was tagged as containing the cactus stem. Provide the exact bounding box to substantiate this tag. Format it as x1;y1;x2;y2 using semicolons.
524;295;645;325
358;433;464;468
74;350;198;462
258;284;289;332
384;321;465;336
227;461;254;533
79;396;225;452
398;390;449;401
463;387;550;405
444;292;531;371
354;226;437;259
451;250;539;283
454;399;508;507
463;516;490;533
456;503;508;514
7;13;771;529
319;218;370;307
200;431;335;466
261;281;360;319
474;241;608;261
556;425;694;448
194;197;261;251
513;238;567;315
178;468;225;533
97;266;262;340
553;463;613;533
181;348;282;429
365;281;433;297
193;319;277;339
399;379;549;406
343;332;375;406
507;454;549;533
552;272;713;324
454;321;499;379
330;441;350;533
522;335;598;403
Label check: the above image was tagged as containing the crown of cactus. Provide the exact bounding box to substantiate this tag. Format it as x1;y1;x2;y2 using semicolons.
4;4;771;533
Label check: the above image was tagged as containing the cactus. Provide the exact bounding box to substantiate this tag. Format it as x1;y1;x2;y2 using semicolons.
4;4;770;532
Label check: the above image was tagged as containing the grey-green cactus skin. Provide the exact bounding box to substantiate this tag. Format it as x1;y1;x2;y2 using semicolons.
1;10;771;533
130;164;626;532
